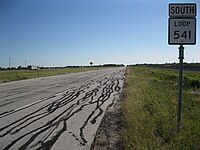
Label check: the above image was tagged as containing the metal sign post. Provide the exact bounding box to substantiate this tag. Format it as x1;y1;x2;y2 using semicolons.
168;3;196;132
177;45;184;132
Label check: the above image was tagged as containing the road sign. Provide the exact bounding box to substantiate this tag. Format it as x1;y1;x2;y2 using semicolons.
168;3;197;132
169;3;196;18
168;18;196;45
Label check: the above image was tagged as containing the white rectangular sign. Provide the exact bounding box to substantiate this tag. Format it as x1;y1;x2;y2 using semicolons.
168;18;196;45
169;3;196;18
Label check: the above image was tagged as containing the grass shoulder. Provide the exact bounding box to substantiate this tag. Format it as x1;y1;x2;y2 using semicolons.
0;67;104;84
122;67;200;149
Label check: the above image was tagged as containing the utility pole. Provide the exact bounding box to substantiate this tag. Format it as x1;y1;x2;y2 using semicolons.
9;58;11;68
25;59;27;68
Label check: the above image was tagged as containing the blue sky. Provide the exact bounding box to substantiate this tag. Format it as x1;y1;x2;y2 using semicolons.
0;0;199;67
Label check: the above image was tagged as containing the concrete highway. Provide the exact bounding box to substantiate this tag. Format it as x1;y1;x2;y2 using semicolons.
0;67;125;150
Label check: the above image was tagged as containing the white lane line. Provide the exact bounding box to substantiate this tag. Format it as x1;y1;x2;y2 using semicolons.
56;92;62;96
0;95;56;118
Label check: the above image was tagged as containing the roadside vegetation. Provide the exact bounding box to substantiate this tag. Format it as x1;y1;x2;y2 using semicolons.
122;67;200;149
0;67;103;83
134;63;200;72
0;64;125;83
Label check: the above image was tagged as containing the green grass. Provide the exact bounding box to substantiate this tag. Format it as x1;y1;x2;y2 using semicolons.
122;67;200;150
0;67;103;83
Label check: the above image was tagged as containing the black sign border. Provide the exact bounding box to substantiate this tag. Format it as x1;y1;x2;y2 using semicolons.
169;3;196;18
168;18;196;45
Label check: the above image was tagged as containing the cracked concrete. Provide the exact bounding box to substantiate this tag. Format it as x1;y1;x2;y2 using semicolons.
0;67;125;150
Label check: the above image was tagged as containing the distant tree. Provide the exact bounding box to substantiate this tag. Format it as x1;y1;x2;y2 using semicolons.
11;67;16;70
17;65;22;70
90;62;93;66
27;65;31;70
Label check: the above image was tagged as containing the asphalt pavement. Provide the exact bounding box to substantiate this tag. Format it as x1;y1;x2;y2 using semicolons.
0;67;125;150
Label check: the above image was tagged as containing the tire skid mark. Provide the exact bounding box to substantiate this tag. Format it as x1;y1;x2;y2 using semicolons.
0;68;125;150
0;95;56;118
0;86;41;99
0;101;14;108
0;90;83;137
91;108;103;124
78;73;119;146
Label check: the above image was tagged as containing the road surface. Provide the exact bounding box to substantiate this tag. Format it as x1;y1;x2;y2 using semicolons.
0;67;125;150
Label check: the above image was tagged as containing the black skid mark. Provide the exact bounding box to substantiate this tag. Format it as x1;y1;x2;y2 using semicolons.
10;113;50;135
68;132;83;144
78;70;125;145
18;120;67;150
1;68;125;149
0;105;49;133
4;118;66;150
0;93;69;137
77;88;99;105
79;106;104;145
3;123;52;150
1;89;81;142
79;110;96;145
79;83;115;145
46;91;76;112
35;121;67;150
1;112;49;137
31;124;58;149
114;79;121;92
90;108;103;124
0;95;56;119
3;101;80;150
0;110;14;117
45;103;76;126
0;101;14;107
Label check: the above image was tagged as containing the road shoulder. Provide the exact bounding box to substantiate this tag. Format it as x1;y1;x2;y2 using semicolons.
90;93;123;150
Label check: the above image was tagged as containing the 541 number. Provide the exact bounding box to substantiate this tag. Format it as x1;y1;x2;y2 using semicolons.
174;31;191;39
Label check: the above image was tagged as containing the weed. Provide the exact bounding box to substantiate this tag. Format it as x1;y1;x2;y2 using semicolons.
0;67;104;83
122;67;200;149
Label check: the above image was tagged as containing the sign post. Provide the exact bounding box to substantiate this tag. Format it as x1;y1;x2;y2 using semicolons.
177;45;184;132
168;3;196;132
